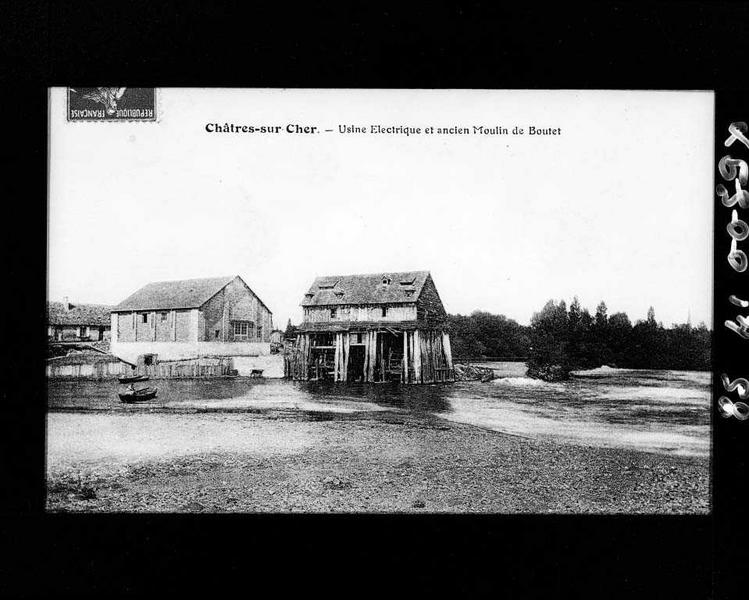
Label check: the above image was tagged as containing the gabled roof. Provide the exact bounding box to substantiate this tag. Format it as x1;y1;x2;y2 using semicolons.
301;271;430;307
113;276;237;312
46;349;125;365
48;301;112;326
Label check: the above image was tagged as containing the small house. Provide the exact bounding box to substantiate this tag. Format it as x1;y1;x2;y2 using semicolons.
285;271;454;383
47;299;112;342
110;275;273;362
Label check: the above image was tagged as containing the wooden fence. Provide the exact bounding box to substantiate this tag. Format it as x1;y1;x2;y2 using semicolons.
136;357;235;379
47;360;131;380
47;356;235;379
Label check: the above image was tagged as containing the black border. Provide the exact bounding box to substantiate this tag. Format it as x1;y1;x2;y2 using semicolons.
713;91;749;600
4;2;748;597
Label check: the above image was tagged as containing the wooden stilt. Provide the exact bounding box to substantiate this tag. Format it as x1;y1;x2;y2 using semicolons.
343;332;349;382
333;332;341;381
413;330;421;383
402;331;407;383
443;331;453;374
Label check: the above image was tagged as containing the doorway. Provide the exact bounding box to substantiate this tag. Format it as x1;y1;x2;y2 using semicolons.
347;345;366;382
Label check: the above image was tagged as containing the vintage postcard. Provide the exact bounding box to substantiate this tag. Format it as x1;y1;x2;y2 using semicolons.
46;88;713;513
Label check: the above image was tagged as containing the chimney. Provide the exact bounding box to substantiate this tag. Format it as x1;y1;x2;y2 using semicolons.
63;296;72;311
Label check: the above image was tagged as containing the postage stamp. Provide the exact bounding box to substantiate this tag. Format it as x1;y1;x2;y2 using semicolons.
67;87;156;122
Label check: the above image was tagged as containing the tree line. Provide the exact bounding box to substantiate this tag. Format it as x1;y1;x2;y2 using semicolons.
447;311;530;359
525;298;710;378
449;298;710;380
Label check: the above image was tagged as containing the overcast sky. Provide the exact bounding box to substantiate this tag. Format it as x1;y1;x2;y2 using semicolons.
48;88;713;328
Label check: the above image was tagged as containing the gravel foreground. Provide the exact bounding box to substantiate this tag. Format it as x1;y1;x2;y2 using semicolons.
46;411;709;514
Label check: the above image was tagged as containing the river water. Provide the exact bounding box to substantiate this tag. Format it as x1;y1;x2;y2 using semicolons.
47;363;711;458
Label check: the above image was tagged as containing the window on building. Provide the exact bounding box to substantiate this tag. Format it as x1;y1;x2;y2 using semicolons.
257;325;263;340
160;312;168;322
215;330;220;339
142;313;148;323
233;321;252;340
381;306;388;317
330;308;337;319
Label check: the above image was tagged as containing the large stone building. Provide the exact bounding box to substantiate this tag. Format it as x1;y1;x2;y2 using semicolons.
285;270;454;383
47;299;112;342
110;275;273;363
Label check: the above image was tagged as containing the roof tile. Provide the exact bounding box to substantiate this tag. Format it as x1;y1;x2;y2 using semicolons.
301;271;429;307
47;302;112;326
113;276;236;312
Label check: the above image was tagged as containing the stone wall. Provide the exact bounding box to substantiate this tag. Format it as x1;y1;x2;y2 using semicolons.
416;274;449;326
114;309;197;343
110;340;271;364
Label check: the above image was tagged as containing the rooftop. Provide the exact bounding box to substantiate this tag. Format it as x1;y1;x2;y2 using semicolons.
48;301;112;326
301;271;429;307
113;276;237;312
113;275;272;313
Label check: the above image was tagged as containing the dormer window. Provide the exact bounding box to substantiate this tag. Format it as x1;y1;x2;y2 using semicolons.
382;275;392;286
404;289;415;297
305;293;314;299
318;278;339;290
334;290;344;297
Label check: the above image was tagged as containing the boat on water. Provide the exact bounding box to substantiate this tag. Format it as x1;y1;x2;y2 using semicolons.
118;374;150;384
118;386;158;403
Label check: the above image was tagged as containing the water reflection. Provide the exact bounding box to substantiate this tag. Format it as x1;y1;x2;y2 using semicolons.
47;362;711;457
298;380;453;414
47;377;455;414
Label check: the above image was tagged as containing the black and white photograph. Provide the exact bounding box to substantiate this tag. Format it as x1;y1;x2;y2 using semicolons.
45;87;713;514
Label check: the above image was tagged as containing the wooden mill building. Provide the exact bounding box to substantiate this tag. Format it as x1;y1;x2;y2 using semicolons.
285;271;454;384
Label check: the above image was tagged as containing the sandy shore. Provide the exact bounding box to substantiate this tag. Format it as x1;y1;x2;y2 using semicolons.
46;409;709;513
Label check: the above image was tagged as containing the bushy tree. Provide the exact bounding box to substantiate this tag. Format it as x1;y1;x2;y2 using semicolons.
284;318;298;338
526;299;710;380
448;311;530;359
607;312;632;366
526;299;573;380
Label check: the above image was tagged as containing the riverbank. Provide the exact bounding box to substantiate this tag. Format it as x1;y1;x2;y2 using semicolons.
46;410;709;513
